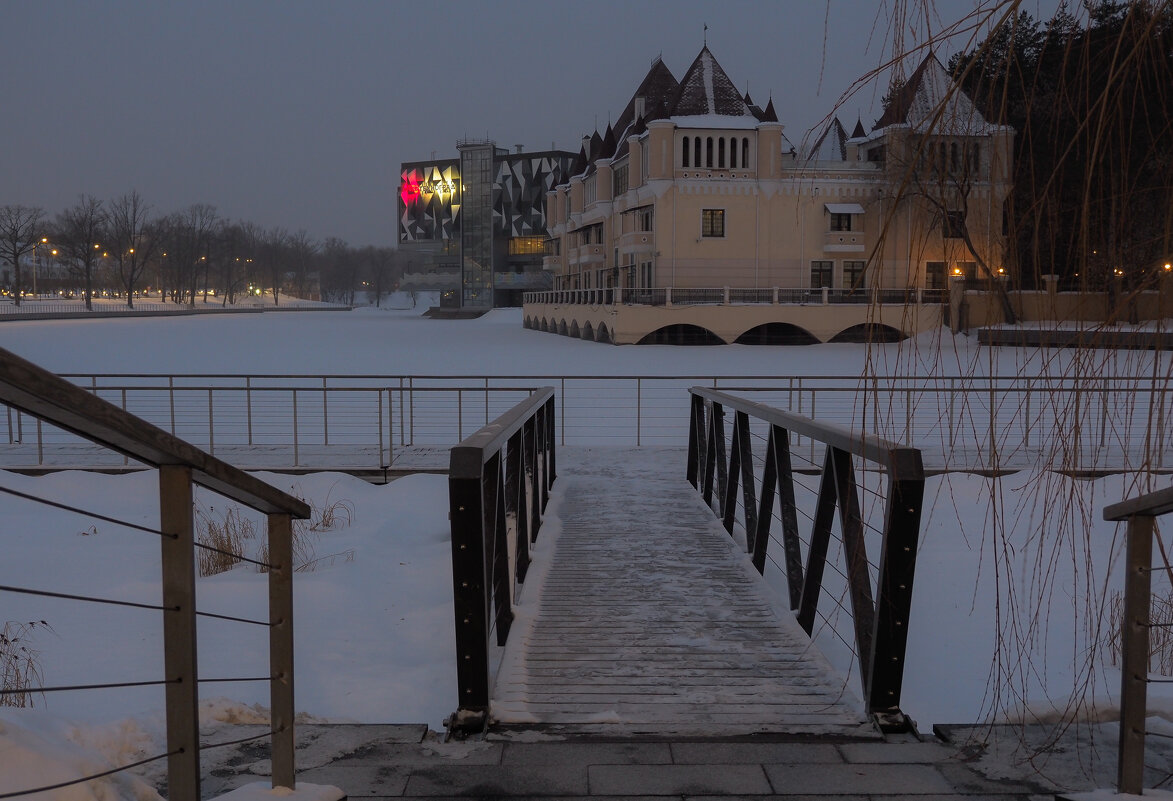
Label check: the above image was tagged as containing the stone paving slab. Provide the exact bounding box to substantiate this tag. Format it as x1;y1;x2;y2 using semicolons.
762;762;956;794
588;763;774;795
195;725;1054;799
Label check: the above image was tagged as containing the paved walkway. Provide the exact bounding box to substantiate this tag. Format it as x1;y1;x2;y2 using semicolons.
192;723;1052;799
491;447;874;738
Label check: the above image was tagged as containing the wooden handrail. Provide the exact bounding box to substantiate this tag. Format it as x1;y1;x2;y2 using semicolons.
0;346;308;516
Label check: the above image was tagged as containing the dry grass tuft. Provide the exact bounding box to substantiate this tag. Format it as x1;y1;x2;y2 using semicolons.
1;620;52;708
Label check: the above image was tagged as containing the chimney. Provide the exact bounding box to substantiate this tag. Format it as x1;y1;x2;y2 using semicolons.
515;144;523;154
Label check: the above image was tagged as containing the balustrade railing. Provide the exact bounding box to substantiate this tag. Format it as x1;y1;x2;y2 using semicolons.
687;387;925;729
446;388;556;734
1106;484;1173;795
524;286;947;307
0;347;314;801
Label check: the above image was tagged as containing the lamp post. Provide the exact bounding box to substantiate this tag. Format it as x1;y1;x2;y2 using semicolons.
31;237;48;297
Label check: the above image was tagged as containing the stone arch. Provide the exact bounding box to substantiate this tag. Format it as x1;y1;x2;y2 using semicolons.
581;321;594;341
557;319;568;336
540;317;549;332
523;316;532;329
568;320;580;339
734;323;821;346
828;323;906;344
596;322;612;344
637;324;726;346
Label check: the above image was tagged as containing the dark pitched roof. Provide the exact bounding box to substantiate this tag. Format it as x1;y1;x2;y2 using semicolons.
612;57;680;141
667;46;754;117
760;97;778;123
851;117;867;139
571;145;587;176
599;124;617;160
873;54;933;129
808;117;848;161
872;51;993;134
588;130;603;160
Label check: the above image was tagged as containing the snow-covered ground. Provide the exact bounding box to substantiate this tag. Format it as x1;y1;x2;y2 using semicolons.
1;306;1171;798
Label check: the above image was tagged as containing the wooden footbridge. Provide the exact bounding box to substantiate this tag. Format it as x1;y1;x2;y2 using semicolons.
447;387;925;739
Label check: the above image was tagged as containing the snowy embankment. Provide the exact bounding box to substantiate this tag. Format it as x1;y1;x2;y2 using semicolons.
0;308;1170;798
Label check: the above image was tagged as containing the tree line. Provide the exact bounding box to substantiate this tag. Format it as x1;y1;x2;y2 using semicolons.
949;0;1173;292
0;192;412;308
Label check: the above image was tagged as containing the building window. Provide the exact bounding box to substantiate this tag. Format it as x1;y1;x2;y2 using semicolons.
811;260;834;288
637;206;654;232
613;163;628;197
843;260;866;290
730;139;737;169
706;137;713;168
682;137;690;168
508;237;545;255
701;209;725;237
867;145;885;163
830;213;852;232
742;137;749;167
718;137;725;168
640;261;653;288
944;210;966;239
694;137;701;167
925;261;945;289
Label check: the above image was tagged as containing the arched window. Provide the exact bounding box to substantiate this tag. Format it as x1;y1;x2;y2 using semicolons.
950;142;960;172
682;137;689;168
694;137;701;167
730;139;737;169
742;138;749;167
718;138;725;168
706;137;713;167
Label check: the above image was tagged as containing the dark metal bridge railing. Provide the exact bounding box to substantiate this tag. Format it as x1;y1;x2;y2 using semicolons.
687;387;925;730
446;387;556;733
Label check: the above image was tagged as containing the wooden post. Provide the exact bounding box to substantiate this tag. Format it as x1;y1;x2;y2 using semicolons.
159;465;200;801
1118;514;1154;795
268;513;296;790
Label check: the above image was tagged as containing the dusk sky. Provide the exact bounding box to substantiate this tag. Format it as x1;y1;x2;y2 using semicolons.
4;1;1063;247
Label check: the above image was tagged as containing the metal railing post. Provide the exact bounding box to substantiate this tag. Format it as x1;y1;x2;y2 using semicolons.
323;377;329;447
36;418;43;465
169;376;177;436
159;465;200;801
246;377;253;445
458;389;463;441
377;389;385;467
636;377;642;446
207;389;214;455
292;389;299;466
267;512;296;790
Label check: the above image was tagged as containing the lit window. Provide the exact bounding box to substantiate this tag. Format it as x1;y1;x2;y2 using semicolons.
701;209;725;237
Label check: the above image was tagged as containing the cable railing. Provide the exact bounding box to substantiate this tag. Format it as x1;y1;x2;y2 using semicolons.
1;372;1166;474
1106;484;1173;795
446;388;556;734
687;387;925;730
0;346;315;801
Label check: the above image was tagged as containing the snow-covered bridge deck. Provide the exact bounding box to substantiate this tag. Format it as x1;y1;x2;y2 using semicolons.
490;447;878;739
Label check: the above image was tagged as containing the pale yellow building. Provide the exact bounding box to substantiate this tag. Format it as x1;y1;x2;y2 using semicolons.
525;47;1014;344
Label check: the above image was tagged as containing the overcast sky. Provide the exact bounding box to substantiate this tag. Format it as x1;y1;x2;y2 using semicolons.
3;0;1063;247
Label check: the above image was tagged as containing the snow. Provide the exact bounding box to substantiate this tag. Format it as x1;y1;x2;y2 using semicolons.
0;307;1171;796
212;782;344;801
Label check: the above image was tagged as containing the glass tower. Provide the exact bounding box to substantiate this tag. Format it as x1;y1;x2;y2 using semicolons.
458;141;495;308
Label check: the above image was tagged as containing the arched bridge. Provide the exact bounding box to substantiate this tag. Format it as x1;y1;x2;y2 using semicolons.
447;387;925;738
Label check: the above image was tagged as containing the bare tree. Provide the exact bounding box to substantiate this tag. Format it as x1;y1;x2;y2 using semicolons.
107;191;160;307
261;227;290;305
286;229;319;300
364;246;396;307
0;205;46;307
54;196;107;310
